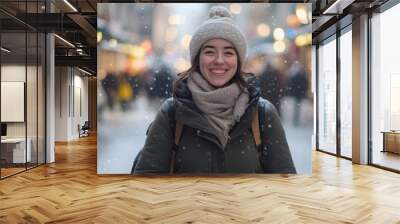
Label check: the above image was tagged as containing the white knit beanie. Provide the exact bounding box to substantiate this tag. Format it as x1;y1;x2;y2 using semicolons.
189;6;247;66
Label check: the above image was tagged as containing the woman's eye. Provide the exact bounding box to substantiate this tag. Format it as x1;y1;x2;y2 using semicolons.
225;51;234;56
204;51;214;55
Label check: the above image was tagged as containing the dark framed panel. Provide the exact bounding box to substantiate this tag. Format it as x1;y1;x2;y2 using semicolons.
0;0;47;180
314;20;353;161
316;33;338;156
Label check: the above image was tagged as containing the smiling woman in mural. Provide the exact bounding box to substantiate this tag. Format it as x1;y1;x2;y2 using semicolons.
132;6;296;174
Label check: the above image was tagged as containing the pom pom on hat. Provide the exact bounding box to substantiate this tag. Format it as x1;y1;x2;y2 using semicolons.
208;6;233;19
189;6;247;67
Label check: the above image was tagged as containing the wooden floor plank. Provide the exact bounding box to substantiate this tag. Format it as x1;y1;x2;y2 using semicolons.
0;134;400;223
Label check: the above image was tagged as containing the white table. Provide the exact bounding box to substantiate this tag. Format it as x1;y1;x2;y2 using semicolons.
1;138;31;163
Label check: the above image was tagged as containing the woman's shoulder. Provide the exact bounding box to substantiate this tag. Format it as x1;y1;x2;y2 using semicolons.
160;97;175;113
258;97;279;117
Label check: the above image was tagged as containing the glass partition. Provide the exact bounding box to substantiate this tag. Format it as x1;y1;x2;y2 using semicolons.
38;32;45;165
27;30;38;169
1;30;28;177
0;1;46;179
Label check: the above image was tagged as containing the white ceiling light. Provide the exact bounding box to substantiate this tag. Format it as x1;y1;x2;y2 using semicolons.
78;67;93;76
323;0;355;15
76;48;83;55
63;0;78;12
54;34;75;48
1;47;11;53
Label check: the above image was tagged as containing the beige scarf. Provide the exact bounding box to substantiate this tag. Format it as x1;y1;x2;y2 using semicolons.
187;71;249;147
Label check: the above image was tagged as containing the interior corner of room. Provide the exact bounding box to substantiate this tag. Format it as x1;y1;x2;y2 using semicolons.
0;0;97;179
54;66;91;142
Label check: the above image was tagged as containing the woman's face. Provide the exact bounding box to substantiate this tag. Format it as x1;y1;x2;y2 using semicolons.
199;38;238;87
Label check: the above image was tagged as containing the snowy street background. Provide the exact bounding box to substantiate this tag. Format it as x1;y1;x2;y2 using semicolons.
97;3;312;174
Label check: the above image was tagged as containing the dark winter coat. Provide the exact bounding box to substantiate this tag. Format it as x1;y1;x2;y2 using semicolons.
133;75;296;174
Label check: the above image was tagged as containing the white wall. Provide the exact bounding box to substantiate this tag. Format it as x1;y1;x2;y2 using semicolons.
1;64;46;164
1;65;26;141
1;65;37;138
55;67;89;141
55;67;69;141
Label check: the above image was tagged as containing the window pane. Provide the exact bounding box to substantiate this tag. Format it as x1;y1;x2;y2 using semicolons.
371;4;400;171
340;29;352;158
318;38;337;154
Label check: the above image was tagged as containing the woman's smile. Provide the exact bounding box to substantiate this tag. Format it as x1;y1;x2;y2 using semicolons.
209;68;228;75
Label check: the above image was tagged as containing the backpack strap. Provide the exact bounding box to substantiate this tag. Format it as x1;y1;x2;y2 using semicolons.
251;108;262;147
170;120;183;174
255;101;267;172
174;121;184;146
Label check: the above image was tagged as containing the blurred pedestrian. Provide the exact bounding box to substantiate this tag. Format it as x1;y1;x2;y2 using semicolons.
101;72;119;110
147;62;174;103
287;64;308;126
118;74;134;111
259;62;283;115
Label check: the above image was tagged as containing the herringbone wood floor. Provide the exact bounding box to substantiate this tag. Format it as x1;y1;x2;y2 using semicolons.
1;135;400;224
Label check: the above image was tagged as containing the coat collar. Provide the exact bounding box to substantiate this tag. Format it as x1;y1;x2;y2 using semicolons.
173;74;261;149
